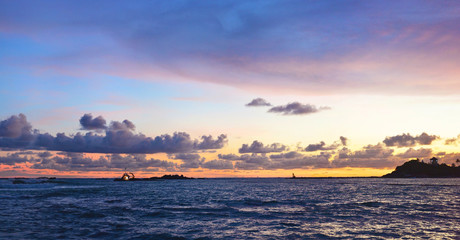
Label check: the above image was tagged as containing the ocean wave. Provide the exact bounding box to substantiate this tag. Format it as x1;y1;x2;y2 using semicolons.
0;178;458;239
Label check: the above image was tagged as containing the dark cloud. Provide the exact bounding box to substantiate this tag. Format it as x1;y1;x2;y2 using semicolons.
304;141;337;152
196;134;227;149
383;132;439;147
37;151;52;158
417;133;439;145
0;152;33;165
0;114;227;154
109;119;135;131
217;153;241;160
79;113;107;130
396;148;432;159
0;114;34;148
270;151;303;159
304;137;347;152
268;102;330;115
0;114;32;138
246;98;272;107
239;140;287;154
174;153;202;162
31;153;176;171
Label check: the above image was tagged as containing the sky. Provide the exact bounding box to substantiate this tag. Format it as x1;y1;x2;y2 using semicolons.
1;0;460;178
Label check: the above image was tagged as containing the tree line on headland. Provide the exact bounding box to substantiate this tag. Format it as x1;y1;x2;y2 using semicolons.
383;157;460;178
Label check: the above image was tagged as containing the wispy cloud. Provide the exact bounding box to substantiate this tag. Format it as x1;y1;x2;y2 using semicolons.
1;1;459;95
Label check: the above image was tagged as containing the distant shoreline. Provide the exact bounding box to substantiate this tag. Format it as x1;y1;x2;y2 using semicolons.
6;176;456;180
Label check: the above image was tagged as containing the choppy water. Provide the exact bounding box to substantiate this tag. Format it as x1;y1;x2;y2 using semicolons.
0;178;458;239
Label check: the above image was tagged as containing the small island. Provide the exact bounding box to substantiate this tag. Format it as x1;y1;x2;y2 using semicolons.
383;157;460;178
114;174;194;181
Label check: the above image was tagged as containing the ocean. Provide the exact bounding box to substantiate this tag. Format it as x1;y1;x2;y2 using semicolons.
0;178;458;239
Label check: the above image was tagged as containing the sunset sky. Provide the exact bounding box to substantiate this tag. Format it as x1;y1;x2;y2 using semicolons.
1;0;460;178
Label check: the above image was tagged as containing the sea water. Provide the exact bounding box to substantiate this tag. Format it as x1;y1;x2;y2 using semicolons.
0;178;458;239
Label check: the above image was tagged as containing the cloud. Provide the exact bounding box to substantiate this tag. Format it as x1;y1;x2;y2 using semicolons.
268;102;330;115
239;140;287;153
0;114;32;138
304;137;346;152
0;114;34;148
201;160;234;170
37;151;52;158
383;132;439;147
0;114;227;154
172;153;235;169
0;151;176;171
2;1;460;96
268;152;331;169
396;148;432;159
445;135;460;145
304;141;337;152
196;134;227;150
332;144;397;168
434;152;460;164
173;153;204;169
229;152;331;170
217;153;241;160
109;119;135;131
31;153;176;171
246;98;272;107
0;152;33;165
233;154;271;170
79;113;107;130
339;144;394;159
270;151;304;159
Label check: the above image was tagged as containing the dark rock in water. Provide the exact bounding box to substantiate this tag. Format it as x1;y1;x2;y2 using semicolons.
12;179;26;184
382;159;460;178
37;177;56;180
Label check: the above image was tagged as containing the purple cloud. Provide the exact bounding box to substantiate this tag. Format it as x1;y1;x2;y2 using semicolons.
239;140;287;154
383;133;439;147
0;114;227;154
268;102;330;115
246;98;272;107
1;1;459;95
80;113;107;130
